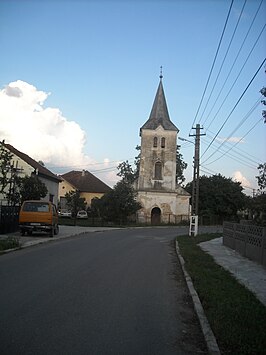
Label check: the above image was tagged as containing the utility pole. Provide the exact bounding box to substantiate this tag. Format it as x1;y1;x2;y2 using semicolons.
189;124;205;236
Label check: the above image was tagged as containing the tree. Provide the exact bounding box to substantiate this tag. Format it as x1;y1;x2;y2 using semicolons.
260;86;266;123
65;190;86;223
256;163;266;191
185;174;247;221
176;144;188;185
0;140;13;196
93;180;142;224
19;175;48;203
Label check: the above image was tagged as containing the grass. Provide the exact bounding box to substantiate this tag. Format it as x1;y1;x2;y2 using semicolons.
177;233;266;355
0;236;20;251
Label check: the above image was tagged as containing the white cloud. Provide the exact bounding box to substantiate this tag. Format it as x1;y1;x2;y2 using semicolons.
0;80;94;171
233;171;251;188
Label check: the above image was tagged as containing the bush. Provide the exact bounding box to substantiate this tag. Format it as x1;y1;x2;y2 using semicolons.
0;237;20;251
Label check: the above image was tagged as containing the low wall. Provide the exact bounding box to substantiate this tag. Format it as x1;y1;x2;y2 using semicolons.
223;222;266;268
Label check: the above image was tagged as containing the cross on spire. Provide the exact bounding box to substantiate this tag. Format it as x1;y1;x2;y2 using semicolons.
160;66;163;80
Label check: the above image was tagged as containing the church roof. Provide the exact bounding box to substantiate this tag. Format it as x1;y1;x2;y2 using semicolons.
140;78;178;134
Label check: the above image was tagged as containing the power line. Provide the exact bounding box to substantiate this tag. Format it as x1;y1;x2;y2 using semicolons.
198;0;247;124
201;57;266;159
205;22;266;131
202;97;262;165
189;0;234;133
203;118;262;166
202;0;265;127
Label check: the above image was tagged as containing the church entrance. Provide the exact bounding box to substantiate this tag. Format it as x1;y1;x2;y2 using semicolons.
151;207;161;225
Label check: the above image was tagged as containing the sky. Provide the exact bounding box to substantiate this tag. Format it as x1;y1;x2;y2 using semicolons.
0;0;265;194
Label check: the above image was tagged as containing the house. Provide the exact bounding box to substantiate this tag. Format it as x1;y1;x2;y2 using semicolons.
136;75;190;224
1;143;61;205
59;170;112;209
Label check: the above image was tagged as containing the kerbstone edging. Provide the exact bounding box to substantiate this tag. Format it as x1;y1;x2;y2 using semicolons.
175;240;221;355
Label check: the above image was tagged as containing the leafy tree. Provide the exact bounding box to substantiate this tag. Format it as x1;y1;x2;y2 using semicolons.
176;144;188;185
256;163;266;191
65;190;86;224
117;160;137;184
19;175;48;203
260;86;266;123
185;174;247;220
94;180;141;224
0;140;13;195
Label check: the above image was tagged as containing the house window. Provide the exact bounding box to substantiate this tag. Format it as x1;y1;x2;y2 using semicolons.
49;194;54;203
153;137;158;148
154;162;162;180
161;137;165;148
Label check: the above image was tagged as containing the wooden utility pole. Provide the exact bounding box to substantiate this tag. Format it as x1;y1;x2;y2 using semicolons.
189;124;205;236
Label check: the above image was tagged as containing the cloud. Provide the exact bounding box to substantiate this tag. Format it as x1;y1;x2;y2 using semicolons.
233;171;251;188
0;80;120;187
216;137;244;144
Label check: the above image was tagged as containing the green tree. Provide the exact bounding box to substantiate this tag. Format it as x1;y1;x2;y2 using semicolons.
185;174;247;221
19;175;48;203
0;140;13;195
256;163;266;191
65;190;86;224
260;86;266;123
176;144;188;185
94;180;141;224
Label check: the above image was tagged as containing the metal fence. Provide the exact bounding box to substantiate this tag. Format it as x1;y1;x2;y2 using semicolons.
223;222;266;268
0;206;20;234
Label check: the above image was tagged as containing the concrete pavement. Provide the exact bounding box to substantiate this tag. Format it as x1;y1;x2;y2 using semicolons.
199;237;266;307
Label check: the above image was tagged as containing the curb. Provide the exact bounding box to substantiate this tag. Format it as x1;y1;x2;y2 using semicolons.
175;240;221;355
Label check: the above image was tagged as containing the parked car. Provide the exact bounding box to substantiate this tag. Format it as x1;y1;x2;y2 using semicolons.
19;200;59;237
77;210;88;219
59;209;72;218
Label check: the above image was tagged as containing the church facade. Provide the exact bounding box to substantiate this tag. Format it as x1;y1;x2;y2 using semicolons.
136;77;190;224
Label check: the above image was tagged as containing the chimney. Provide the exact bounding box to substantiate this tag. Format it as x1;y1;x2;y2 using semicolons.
82;169;85;177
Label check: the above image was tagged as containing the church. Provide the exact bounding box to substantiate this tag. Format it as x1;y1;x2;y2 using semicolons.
136;75;190;224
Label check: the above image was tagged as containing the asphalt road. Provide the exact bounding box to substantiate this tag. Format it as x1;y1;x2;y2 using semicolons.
0;227;208;354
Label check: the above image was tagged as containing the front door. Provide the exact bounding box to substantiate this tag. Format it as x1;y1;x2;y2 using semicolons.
151;207;161;225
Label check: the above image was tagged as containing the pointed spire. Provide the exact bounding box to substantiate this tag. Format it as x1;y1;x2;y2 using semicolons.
140;73;178;133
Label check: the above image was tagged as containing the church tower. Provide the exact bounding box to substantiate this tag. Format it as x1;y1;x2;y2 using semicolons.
136;74;190;224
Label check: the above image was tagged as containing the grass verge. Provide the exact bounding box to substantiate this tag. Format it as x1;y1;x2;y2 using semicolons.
0;237;20;251
177;233;266;355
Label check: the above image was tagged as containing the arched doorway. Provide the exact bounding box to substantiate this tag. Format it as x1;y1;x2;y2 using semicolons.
151;207;161;225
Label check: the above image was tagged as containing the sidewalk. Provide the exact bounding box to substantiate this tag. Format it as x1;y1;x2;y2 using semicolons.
0;225;119;251
199;237;266;307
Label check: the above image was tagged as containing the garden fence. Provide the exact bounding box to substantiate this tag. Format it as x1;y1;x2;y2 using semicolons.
223;221;266;268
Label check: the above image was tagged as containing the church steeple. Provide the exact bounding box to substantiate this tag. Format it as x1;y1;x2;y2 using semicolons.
140;75;178;135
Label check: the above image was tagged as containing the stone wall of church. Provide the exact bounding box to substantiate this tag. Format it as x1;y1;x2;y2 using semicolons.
138;127;177;191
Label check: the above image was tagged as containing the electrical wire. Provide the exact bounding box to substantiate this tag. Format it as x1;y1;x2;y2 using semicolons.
189;0;234;133
202;97;262;165
202;0;264;127
201;57;266;159
198;0;247;124
203;118;262;166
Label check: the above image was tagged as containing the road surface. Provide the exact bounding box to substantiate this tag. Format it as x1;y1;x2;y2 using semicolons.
0;227;207;354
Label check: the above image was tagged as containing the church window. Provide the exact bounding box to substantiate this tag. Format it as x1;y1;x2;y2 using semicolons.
153;137;158;148
154;161;162;180
161;137;165;148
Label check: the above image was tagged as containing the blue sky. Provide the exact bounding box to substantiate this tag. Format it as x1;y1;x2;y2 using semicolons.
0;0;265;193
